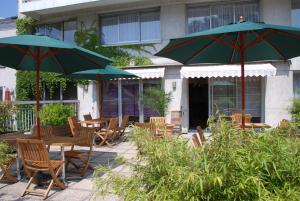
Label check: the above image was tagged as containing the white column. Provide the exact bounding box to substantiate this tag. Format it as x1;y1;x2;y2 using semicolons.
138;79;144;123
118;80;122;126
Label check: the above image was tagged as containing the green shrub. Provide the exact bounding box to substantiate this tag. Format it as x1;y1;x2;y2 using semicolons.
291;98;300;126
40;104;75;126
0;102;15;133
0;142;14;167
143;87;172;116
94;118;300;201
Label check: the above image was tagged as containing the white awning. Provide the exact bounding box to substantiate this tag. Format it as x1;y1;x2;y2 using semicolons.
180;64;276;78
126;68;165;79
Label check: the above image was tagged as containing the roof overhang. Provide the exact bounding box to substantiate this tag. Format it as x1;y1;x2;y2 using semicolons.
180;63;277;78
125;67;165;79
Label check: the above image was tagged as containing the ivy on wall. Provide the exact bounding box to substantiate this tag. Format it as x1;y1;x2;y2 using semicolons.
15;17;155;100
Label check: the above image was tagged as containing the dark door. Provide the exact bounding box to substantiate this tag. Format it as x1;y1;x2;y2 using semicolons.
189;78;209;129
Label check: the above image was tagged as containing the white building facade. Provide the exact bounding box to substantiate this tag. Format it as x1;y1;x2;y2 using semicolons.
0;17;17;102
18;0;300;132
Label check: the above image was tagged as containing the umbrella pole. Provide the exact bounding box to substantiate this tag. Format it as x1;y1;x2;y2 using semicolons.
240;32;246;129
36;47;41;139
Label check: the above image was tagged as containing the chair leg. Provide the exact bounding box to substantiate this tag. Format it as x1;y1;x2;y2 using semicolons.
0;161;17;183
22;176;34;197
43;179;54;199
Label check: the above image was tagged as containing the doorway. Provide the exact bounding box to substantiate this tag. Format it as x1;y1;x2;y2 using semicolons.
189;78;209;129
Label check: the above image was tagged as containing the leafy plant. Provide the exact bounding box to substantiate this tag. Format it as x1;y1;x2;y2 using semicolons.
94;118;300;200
291;98;300;126
16;16;37;35
40;104;75;126
0;102;16;133
143;87;172;116
74;21;154;67
0;142;14;168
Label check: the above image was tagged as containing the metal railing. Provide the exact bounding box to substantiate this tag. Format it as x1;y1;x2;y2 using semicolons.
4;100;79;132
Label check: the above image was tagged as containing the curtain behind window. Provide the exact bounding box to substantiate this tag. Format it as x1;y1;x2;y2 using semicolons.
292;0;300;27
63;21;77;44
101;16;119;44
141;11;160;42
119;13;140;43
187;6;210;33
0;87;3;101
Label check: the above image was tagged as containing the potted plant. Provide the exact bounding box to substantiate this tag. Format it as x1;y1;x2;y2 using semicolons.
39;103;75;137
143;87;173;135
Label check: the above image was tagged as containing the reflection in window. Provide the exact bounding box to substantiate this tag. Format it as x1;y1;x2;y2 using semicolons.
143;79;161;121
101;9;160;45
122;80;139;121
294;73;300;98
210;77;261;122
36;20;76;43
292;0;300;27
102;81;118;117
187;1;259;34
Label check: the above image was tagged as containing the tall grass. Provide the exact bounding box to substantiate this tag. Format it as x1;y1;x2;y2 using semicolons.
94;118;300;201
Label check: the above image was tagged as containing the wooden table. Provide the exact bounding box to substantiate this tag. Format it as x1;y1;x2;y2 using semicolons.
81;119;108;128
43;136;81;184
240;123;271;129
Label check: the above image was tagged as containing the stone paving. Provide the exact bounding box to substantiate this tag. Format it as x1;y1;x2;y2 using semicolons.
0;140;137;201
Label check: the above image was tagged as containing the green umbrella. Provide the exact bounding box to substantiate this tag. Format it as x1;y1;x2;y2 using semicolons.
63;66;137;80
61;66;137;118
156;16;300;128
0;34;112;138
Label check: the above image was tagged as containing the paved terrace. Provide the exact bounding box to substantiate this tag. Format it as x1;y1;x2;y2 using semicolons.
0;140;137;201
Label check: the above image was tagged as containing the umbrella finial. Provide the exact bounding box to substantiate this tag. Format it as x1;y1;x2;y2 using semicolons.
239;16;245;22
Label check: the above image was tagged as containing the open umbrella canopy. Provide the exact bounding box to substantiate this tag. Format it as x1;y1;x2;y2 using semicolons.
0;34;113;139
0;34;112;74
62;66;137;80
156;21;300;64
156;18;300;128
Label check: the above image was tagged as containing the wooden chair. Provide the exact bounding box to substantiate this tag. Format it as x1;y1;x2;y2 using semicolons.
134;122;151;130
65;128;95;177
278;119;290;129
149;117;169;138
31;125;54;151
150;117;166;125
95;117;118;148
231;113;252;124
115;115;129;140
17;139;65;199
197;126;206;145
68;116;81;137
192;134;202;148
0;157;17;183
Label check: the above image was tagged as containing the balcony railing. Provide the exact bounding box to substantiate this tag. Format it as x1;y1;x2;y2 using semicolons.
3;100;79;132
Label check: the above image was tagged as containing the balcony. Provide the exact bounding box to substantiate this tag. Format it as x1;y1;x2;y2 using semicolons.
19;0;148;18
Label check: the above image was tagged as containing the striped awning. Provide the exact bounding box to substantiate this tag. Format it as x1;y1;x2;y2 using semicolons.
180;63;276;78
125;67;165;79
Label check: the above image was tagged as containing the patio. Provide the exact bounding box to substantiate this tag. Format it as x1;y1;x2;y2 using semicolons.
0;140;137;201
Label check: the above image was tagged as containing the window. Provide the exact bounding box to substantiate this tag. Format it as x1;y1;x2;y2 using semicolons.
294;73;300;98
36;20;77;43
122;80;139;121
187;1;259;34
143;79;161;121
0;87;3;101
210;77;261;122
102;81;119;117
100;9;160;45
292;0;300;27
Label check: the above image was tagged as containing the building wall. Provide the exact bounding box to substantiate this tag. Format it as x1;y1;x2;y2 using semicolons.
0;19;17;101
23;0;297;127
260;0;293;126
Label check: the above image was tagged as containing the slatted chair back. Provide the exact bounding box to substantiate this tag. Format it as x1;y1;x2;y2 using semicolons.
231;113;252;124
17;139;50;169
134;122;151;130
197;126;206;145
74;127;95;147
278;119;290;129
31;125;53;139
83;114;93;121
121;116;129;128
68;116;81;137
150;117;166;125
107;117;118;130
192;134;201;148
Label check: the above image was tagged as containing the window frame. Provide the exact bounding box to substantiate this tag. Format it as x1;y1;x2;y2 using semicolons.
186;0;260;34
36;19;77;42
99;8;161;46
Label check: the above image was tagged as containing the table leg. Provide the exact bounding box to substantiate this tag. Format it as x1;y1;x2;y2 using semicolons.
16;148;21;181
61;146;66;184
